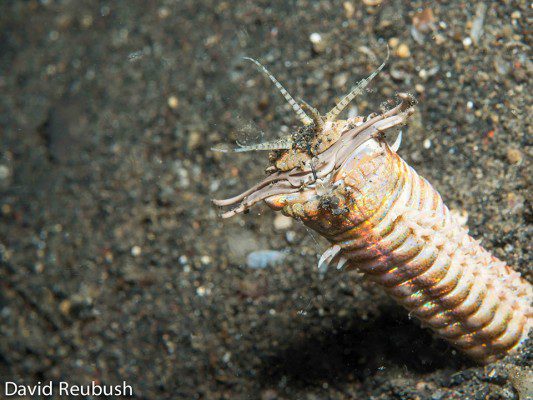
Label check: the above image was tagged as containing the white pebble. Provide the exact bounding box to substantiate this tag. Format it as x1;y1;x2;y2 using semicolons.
246;250;286;269
309;32;327;53
0;165;10;180
274;215;293;230
285;231;296;243
131;246;142;257
196;286;211;297
222;352;231;363
309;32;322;44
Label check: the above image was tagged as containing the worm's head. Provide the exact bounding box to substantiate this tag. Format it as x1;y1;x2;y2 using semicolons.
269;114;360;173
212;55;415;219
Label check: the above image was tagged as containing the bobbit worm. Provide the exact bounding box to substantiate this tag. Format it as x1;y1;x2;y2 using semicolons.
213;56;532;364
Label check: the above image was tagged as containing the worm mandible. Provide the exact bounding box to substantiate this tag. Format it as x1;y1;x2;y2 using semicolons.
213;57;532;364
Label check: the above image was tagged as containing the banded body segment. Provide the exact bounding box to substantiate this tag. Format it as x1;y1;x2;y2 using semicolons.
214;90;531;363
318;140;532;364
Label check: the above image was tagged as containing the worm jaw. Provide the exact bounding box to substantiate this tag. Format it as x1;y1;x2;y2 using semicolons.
213;94;415;218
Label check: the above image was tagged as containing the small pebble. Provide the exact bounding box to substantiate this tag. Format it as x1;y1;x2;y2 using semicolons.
128;50;144;62
415;381;434;391
246;250;286;269
1;203;12;215
200;255;212;264
434;34;446;45
510;11;521;19
333;72;349;89
309;32;320;42
431;390;445;400
285;231;296;243
273;214;293;230
412;8;435;33
103;249;113;263
0;165;10;180
396;43;410;58
343;1;355;19
196;286;210;297
470;3;487;45
493;56;510;75
423;138;431;149
188;131;201;150
309;32;326;53
388;37;399;48
59;299;71;316
261;388;278;400
100;5;110;17
507;192;524;213
415;83;425;93
462;37;472;48
506;148;523;164
158;7;170;19
34;262;45;273
363;0;382;5
131;245;142;257
222;352;231;363
81;14;93;28
167;95;179;109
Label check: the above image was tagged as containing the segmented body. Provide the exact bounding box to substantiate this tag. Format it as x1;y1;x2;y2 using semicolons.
265;139;532;364
214;55;532;363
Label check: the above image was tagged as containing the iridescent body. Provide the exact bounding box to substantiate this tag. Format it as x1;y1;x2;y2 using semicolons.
265;138;532;363
213;58;532;363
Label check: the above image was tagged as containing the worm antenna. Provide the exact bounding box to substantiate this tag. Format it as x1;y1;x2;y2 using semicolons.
233;136;293;152
301;100;324;131
325;46;390;122
243;57;314;126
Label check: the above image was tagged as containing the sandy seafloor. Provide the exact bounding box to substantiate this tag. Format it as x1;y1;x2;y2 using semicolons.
0;1;531;399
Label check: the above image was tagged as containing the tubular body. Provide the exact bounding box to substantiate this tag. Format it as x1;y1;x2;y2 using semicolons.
265;139;532;364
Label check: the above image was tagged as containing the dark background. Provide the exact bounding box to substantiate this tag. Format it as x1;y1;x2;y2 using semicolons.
1;1;531;399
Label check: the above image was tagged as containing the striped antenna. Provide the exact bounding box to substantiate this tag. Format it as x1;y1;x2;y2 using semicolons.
243;57;313;126
325;46;390;122
233;136;293;152
300;100;324;131
211;137;292;153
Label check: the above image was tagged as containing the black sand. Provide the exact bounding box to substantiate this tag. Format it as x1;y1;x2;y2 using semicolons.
1;1;531;399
